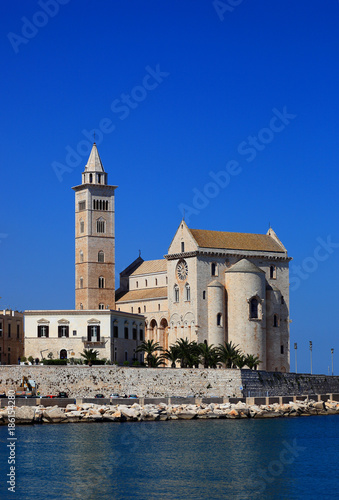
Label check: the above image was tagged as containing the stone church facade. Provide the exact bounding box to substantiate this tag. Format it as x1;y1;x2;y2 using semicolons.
116;221;291;372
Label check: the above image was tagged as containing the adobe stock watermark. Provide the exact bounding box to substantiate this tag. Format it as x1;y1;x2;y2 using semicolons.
179;107;296;224
243;439;306;499
52;64;169;182
7;0;71;54
213;0;245;21
290;235;339;292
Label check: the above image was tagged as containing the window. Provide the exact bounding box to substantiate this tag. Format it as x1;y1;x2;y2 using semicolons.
38;325;49;338
124;327;129;339
0;321;2;337
211;263;218;276
273;315;279;327
158;304;161;311
89;173;92;183
138;307;141;314
281;295;284;305
181;242;185;252
145;279;148;287
139;329;144;341
98;251;104;262
174;285;179;302
58;325;69;338
166;277;168;284
97;219;106;233
93;199;108;211
144;306;146;313
250;298;258;319
97;174;101;184
87;325;100;342
270;265;277;279
17;324;20;338
73;330;77;336
113;325;118;338
185;283;191;301
80;303;83;310
133;328;137;340
98;276;105;288
131;307;133;313
8;324;11;338
155;278;158;286
281;345;284;354
99;303;105;310
80;277;83;289
217;313;222;326
136;281;138;288
80;220;84;233
78;201;86;211
203;291;206;300
80;250;84;263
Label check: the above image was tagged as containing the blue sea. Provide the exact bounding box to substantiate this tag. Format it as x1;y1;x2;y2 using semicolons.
0;416;338;499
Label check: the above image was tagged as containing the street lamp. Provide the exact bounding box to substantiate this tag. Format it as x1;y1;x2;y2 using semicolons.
294;343;298;374
331;348;334;376
309;341;313;374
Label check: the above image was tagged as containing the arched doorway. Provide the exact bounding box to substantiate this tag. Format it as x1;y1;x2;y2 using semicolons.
60;349;67;360
149;319;157;342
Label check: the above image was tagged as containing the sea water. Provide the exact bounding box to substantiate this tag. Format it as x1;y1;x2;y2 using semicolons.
0;416;338;499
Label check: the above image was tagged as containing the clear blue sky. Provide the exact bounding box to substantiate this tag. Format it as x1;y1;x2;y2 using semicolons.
1;1;339;374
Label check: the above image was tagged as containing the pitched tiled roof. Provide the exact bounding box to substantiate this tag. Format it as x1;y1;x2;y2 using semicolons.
189;229;285;253
116;286;168;302
130;259;167;276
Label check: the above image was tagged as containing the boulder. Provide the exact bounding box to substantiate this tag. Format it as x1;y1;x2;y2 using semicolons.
15;406;36;424
120;407;139;420
42;407;67;423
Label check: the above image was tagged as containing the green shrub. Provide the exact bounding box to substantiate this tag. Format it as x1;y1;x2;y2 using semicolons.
42;359;67;365
21;356;27;362
28;356;34;363
132;360;140;366
123;361;130;366
84;359;106;365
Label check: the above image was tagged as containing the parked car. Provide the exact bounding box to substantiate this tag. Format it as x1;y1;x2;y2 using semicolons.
110;393;119;399
129;394;138;399
45;394;57;398
57;392;68;398
0;393;7;398
95;394;105;398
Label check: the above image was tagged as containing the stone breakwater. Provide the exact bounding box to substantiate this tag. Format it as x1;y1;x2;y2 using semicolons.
1;399;339;425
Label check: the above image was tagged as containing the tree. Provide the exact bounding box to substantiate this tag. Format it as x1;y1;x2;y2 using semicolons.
174;338;200;368
217;341;241;368
80;348;99;364
245;354;262;370
234;354;247;369
198;342;220;368
136;339;163;367
163;345;180;368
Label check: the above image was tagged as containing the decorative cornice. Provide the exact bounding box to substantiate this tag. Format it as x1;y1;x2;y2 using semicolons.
164;250;291;262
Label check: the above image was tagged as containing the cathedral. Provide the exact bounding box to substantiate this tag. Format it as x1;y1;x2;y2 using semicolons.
25;143;291;371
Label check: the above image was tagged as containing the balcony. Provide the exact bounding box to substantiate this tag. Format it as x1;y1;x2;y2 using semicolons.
81;336;107;348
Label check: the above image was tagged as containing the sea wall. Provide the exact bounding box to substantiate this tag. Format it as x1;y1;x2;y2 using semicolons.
1;366;339;398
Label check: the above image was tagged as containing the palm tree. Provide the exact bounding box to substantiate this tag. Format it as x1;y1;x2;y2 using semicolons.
163;345;180;368
174;338;200;368
148;354;166;368
217;341;241;368
136;339;163;367
234;354;247;369
245;354;262;370
80;348;99;365
198;342;220;368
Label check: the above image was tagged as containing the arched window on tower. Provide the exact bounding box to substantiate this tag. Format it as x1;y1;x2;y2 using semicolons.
98;276;105;288
250;298;258;319
96;218;106;233
273;314;279;327
174;285;179;302
98;251;104;263
80;250;84;263
185;283;191;301
211;262;218;276
79;277;83;289
217;313;222;326
89;173;92;183
270;265;277;279
80;219;84;233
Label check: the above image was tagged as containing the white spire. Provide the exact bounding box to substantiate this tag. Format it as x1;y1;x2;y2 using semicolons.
85;143;105;173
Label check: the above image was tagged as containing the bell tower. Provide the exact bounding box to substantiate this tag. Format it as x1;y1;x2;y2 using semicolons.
72;143;117;310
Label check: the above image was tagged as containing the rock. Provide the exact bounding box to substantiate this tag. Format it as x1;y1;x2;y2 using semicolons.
177;410;197;420
120;407;139;420
42;407;67;423
65;404;78;412
15;406;36;424
312;401;325;410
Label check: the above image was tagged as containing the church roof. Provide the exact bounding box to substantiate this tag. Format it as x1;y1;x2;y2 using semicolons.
116;286;167;302
131;259;167;276
225;259;265;274
84;143;105;172
189;229;285;253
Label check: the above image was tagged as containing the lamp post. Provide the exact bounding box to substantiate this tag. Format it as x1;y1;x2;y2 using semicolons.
294;343;298;374
309;341;313;375
331;348;334;376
